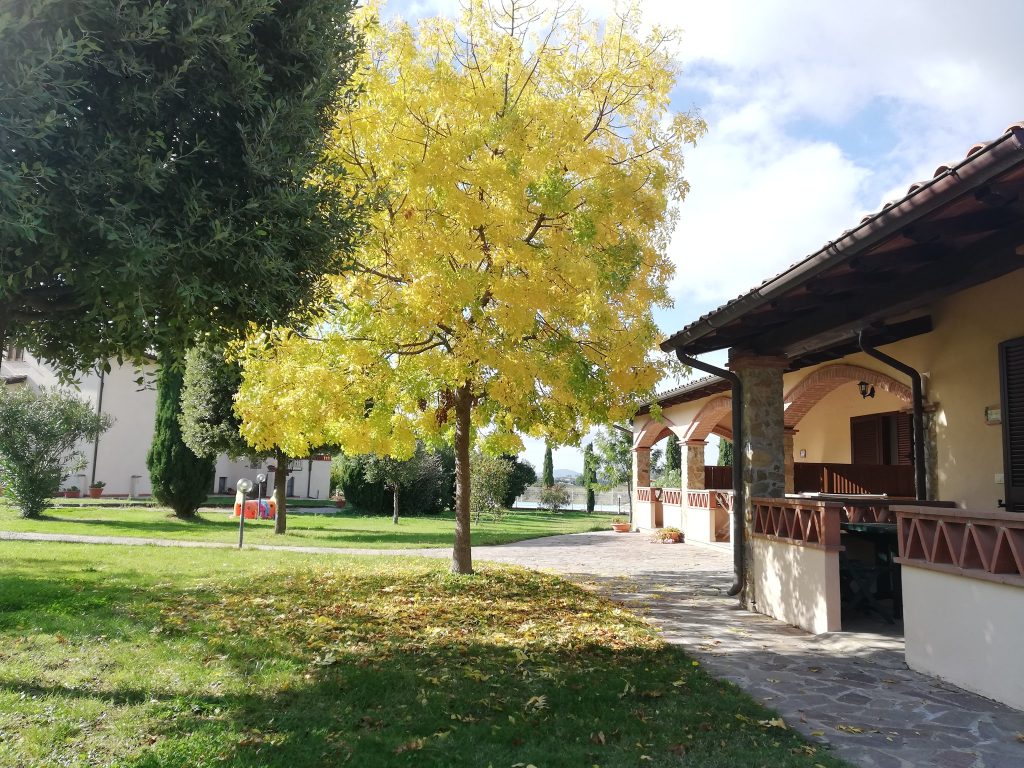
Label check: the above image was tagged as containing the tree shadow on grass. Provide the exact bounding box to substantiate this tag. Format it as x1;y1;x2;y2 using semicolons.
0;558;851;768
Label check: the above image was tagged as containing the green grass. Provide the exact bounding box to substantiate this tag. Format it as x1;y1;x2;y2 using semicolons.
0;503;616;549
0;541;849;767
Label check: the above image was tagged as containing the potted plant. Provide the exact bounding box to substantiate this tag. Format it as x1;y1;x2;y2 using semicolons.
88;480;106;499
65;485;81;499
653;527;684;544
333;491;347;509
611;517;631;533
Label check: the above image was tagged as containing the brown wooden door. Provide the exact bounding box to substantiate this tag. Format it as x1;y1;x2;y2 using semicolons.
1000;336;1024;512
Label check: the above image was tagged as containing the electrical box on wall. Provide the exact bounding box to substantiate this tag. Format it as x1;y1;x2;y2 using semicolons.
995;473;1004;485
985;406;1002;425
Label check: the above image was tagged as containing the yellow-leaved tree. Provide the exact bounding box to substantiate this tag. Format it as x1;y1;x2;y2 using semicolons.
235;0;704;573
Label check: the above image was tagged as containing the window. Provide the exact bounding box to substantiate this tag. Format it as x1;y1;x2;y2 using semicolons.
218;477;227;494
850;411;913;466
4;345;24;362
999;336;1024;512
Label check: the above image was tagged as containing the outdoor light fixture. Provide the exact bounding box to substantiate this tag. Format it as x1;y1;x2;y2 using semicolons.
858;380;876;399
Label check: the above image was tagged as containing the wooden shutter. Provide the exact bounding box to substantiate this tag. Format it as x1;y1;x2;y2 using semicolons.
1000;337;1024;512
895;412;913;466
851;415;882;465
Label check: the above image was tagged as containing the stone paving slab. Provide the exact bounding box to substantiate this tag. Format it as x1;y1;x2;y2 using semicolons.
4;528;1024;767
473;531;1024;768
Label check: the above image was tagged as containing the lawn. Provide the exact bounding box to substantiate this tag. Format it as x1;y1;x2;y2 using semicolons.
0;541;849;768
0;503;617;549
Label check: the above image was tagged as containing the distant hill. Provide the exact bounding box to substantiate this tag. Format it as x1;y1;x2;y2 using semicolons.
553;469;581;480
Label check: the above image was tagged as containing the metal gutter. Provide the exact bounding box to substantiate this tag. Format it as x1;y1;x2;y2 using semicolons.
858;332;927;501
662;126;1024;354
676;353;744;597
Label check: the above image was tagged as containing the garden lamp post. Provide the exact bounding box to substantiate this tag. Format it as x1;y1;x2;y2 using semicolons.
256;473;266;517
237;478;253;549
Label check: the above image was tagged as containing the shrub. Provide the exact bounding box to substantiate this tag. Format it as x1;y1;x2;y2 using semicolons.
501;456;537;508
0;387;110;517
471;453;514;523
539;483;572;514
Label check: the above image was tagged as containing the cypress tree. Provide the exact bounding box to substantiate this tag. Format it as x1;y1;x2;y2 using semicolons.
542;442;554;487
665;434;681;474
583;443;596;514
147;351;214;518
718;438;734;467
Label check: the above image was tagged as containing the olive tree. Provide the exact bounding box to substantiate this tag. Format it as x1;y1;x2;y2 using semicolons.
0;387;110;517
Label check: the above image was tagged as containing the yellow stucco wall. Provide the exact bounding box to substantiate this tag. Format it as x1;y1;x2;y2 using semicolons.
791;383;907;464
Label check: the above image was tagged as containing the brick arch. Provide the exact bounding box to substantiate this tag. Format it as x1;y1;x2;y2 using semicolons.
683;396;733;442
634;417;678;449
783;364;912;429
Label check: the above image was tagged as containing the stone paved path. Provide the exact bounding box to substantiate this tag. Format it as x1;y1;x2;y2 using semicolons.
476;532;1024;768
4;528;1023;767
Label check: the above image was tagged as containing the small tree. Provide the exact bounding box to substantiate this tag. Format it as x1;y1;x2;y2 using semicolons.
0;387;110;517
594;426;633;521
364;443;439;524
718;438;734;467
147;352;214;518
582;443;597;514
501;456;537;508
539;483;572;514
542;443;555;488
471;452;514;523
180;342;297;533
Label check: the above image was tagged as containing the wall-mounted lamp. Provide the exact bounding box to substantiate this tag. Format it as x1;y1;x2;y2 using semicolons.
857;380;876;399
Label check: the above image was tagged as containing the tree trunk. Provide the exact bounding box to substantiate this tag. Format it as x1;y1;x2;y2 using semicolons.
273;449;289;534
451;384;473;574
392;484;399;525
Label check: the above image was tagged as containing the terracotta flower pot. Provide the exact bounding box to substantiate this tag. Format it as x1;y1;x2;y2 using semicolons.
88;487;104;499
611;522;631;533
334;498;347;509
65;489;81;499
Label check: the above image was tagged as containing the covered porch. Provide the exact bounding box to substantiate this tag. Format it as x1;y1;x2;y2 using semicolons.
650;123;1024;710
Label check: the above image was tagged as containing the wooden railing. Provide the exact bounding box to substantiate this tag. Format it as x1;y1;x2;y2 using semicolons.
751;498;842;550
894;506;1024;585
795;462;915;497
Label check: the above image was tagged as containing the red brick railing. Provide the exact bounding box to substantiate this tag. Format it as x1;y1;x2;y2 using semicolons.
636;487;655;502
662;488;682;506
894;506;1024;586
687;489;710;508
751;498;842;551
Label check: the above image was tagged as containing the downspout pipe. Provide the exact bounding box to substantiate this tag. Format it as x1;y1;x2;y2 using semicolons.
675;352;744;597
858;332;927;501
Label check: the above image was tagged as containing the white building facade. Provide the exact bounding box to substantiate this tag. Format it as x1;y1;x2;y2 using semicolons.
2;347;331;500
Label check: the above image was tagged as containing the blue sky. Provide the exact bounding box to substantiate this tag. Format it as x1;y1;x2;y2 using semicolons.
386;0;1024;473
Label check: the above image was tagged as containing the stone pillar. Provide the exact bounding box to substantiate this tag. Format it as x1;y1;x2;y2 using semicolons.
729;351;788;608
632;447;650;489
783;428;796;495
684;440;706;491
